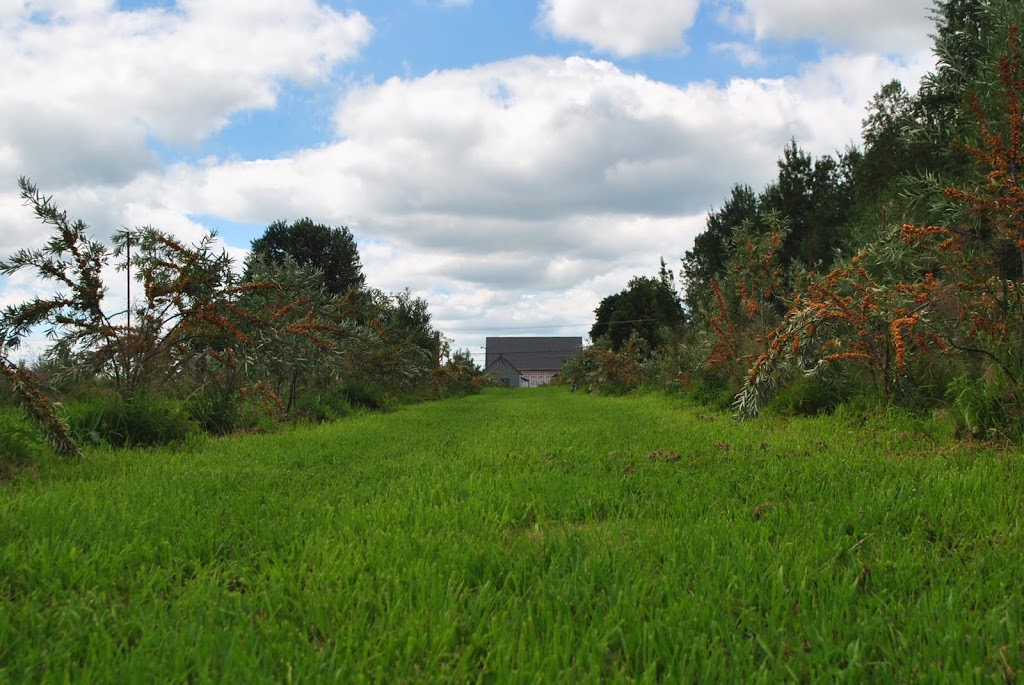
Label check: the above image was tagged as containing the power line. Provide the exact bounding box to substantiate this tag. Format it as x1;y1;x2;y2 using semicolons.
446;318;654;333
447;323;586;332
467;349;582;356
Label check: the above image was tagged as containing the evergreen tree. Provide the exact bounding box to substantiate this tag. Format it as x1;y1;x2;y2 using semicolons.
682;184;760;313
591;265;685;351
246;218;365;296
760;140;854;269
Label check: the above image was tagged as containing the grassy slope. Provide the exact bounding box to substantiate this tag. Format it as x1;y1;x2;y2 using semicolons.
1;388;1022;682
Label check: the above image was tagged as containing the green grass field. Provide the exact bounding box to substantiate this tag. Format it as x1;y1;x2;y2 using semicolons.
1;388;1022;682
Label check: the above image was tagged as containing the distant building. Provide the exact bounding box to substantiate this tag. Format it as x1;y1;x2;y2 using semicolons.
484;354;529;388
484;336;582;387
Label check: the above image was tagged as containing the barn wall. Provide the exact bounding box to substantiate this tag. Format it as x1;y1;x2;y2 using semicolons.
488;359;523;387
522;370;558;386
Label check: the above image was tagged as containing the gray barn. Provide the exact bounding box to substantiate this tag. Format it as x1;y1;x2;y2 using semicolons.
484;355;528;388
484;337;582;387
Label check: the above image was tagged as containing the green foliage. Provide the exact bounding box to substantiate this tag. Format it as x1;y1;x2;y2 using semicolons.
353;288;443;395
590;264;685;351
0;410;40;471
684;183;765;309
759;140;855;269
184;391;241;436
0;179;479;443
766;371;863;417
686;374;734;409
288;387;354;423
0;178;110;352
0;180;239;401
703;1;1024;433
246;218;364;296
189;394;236;435
946;374;1020;439
0;352;80;458
336;382;392;411
185;392;277;436
638;338;698;394
683;183;762;314
431;348;488;399
683;145;854;322
561;337;648;395
858;80;929;200
64;396;197;448
916;0;990;161
230;256;362;414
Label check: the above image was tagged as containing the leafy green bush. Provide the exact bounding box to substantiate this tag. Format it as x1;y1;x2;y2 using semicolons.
430;349;489;399
338;383;391;411
686;374;734;410
767;372;855;416
561;339;648;395
185;392;239;436
946;375;1020;440
0;411;39;473
64;396;197;448
185;391;281;435
889;351;963;412
640;342;692;395
0;375;17;409
291;388;353;423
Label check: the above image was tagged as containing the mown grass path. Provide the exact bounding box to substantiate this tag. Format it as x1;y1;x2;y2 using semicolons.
2;388;1023;682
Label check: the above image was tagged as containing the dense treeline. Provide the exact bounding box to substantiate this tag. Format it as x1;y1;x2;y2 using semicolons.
0;184;485;457
567;0;1024;440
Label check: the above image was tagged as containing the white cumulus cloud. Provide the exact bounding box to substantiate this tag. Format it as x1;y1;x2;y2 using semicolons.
539;0;700;57
80;51;933;303
723;0;934;53
0;0;372;187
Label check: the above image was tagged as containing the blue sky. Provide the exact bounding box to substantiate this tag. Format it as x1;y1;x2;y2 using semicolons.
1;0;937;360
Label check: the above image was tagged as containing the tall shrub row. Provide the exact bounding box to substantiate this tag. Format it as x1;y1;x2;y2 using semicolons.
567;1;1024;439
0;181;485;455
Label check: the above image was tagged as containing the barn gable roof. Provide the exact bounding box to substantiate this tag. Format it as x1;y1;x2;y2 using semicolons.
485;337;582;371
483;354;523;376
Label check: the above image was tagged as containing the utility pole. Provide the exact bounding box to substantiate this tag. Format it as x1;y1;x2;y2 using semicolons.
126;229;131;332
